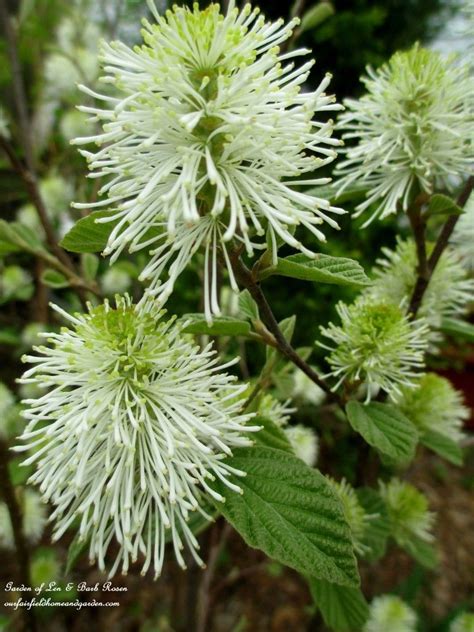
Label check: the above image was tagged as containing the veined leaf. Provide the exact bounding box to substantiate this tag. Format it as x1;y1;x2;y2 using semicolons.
421;430;463;466
60;211;117;253
259;253;370;287
426;193;462;217
308;578;369;631
440;318;474;343
210;446;359;587
182;314;252;337
346;402;418;464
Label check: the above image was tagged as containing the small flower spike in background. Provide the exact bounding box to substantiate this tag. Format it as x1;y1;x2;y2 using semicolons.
15;296;258;577
335;44;474;224
72;0;344;322
364;595;418;632
319;299;430;400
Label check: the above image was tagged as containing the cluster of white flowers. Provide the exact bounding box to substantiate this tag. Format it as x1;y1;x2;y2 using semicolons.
257;393;319;465
72;0;344;322
451;193;474;271
395;373;468;443
0;489;47;550
327;478;372;555
285;425;319;466
451;612;474;632
364;595;417;632
16;296;259;577
366;238;474;333
319;299;429;400
380;478;435;546
335;44;474;223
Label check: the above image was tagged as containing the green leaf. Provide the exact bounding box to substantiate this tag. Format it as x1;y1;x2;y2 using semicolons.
345;402;418;464
60;211;117;253
265;315;296;368
0;329;20;345
253;416;293;453
238;290;259;321
356;488;390;561
421;431;463;466
182;314;252;337
259;253;371;287
41;269;70;289
440;318;474;343
426;193;463;217
299;2;335;33
81;253;100;281
210;446;359;587
404;537;439;569
66;532;88;575
0;220;46;255
308;578;369;631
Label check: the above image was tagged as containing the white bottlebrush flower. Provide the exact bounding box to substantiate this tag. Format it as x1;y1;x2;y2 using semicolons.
0;105;10;139
395;373;469;443
327;477;372;555
364;595;417;632
101;267;133;295
258;393;295;427
366;238;474;332
451;612;474;632
379;478;435;546
72;0;344;322
0;489;47;550
291;368;326;406
319;299;429;401
335;44;474;224
16;295;258;577
284;424;319;466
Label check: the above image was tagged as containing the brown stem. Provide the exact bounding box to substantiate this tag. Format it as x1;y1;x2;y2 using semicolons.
229;252;343;406
407;177;474;319
0;441;38;632
195;522;232;632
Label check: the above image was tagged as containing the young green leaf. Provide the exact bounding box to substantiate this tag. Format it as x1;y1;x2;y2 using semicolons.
41;269;70;289
252;416;293;453
356;488;390;561
238;289;260;322
421;430;463;466
426;193;463;217
440;317;474;343
181;314;252;337
0;220;46;255
345;402;418;464
210;446;359;587
81;253;100;281
60;211;118;253
259;253;371;287
308;578;369;632
66;532;88;575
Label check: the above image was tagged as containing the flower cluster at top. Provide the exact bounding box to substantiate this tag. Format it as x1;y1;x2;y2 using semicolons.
335;44;473;223
16;296;259;577
72;0;344;323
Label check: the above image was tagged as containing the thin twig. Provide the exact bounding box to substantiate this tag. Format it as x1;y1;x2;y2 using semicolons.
196;522;232;632
229;252;343;406
407;176;474;318
0;441;38;632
